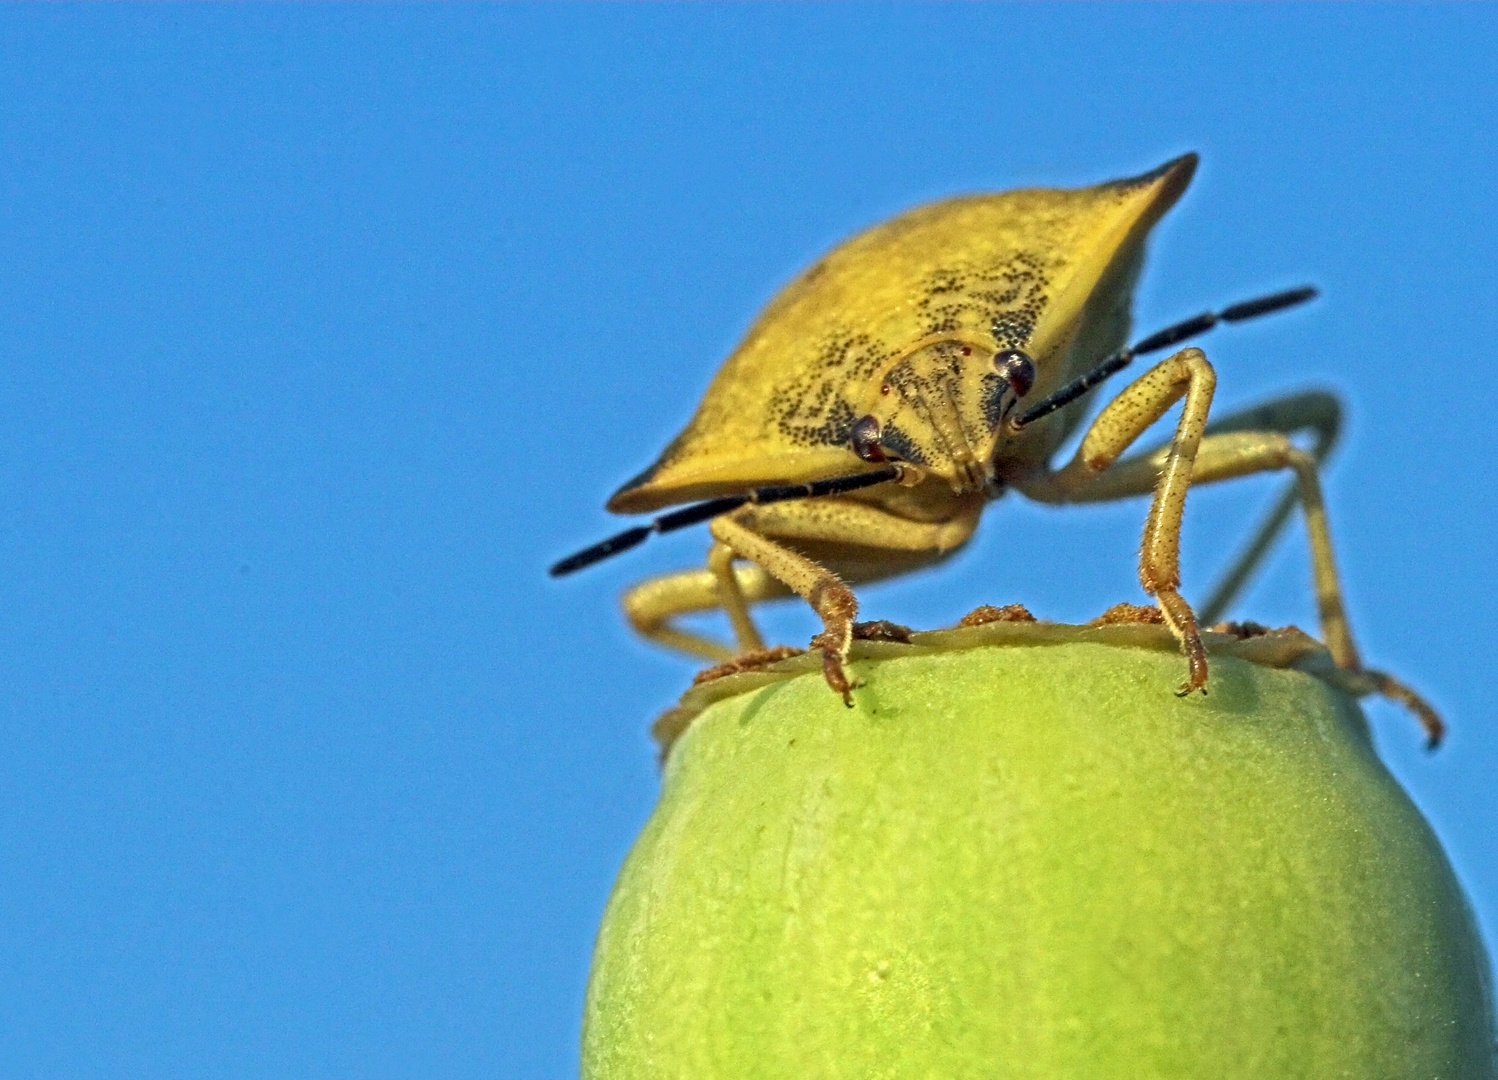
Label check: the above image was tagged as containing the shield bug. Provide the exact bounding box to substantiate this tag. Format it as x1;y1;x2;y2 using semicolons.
550;153;1442;746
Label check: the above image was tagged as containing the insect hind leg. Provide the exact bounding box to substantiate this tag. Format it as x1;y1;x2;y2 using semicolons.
1195;391;1339;623
621;562;791;663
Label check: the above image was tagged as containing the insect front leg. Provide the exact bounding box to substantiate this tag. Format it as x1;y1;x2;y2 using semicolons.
1057;391;1345;648
1020;346;1217;694
709;498;981;705
620;497;978;697
708;512;861;705
1024;420;1444;746
1058;428;1355;662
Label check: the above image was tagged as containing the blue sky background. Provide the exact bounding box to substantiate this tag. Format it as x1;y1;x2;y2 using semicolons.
0;6;1494;1078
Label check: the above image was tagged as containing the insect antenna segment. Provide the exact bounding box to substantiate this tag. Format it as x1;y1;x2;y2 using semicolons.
1012;285;1318;429
549;466;901;577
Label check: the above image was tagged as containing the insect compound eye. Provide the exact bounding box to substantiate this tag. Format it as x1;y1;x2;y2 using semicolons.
993;349;1037;399
850;414;887;463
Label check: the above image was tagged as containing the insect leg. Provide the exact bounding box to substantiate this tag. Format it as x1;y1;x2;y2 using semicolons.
1195;392;1339;623
1047;425;1352;661
708;542;767;652
1031;424;1442;746
704;499;982;704
1019;347;1218;695
620;498;977;677
1042;392;1343;648
708;513;862;705
621;563;790;662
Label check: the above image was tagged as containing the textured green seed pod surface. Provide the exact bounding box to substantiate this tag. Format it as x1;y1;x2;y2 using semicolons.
583;640;1495;1079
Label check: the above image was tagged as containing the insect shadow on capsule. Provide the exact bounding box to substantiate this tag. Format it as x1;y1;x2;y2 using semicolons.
550;153;1443;748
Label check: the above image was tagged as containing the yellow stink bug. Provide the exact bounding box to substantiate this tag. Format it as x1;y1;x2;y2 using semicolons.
551;153;1442;745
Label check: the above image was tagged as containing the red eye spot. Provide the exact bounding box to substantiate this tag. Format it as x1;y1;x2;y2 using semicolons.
880;383;891;396
960;346;972;356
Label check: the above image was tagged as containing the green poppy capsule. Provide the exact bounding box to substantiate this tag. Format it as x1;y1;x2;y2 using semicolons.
582;630;1494;1079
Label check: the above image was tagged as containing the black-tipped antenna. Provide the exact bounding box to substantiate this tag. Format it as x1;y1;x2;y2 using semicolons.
549;466;900;577
1012;285;1318;429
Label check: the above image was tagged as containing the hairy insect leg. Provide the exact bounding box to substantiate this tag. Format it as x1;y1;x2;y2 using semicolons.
1028;423;1444;745
621;498;978;687
621;563;790;662
707;542;766;653
1062;392;1348;652
1021;346;1217;694
712;496;981;701
708;513;862;705
1195;392;1339;624
1061;429;1356;667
